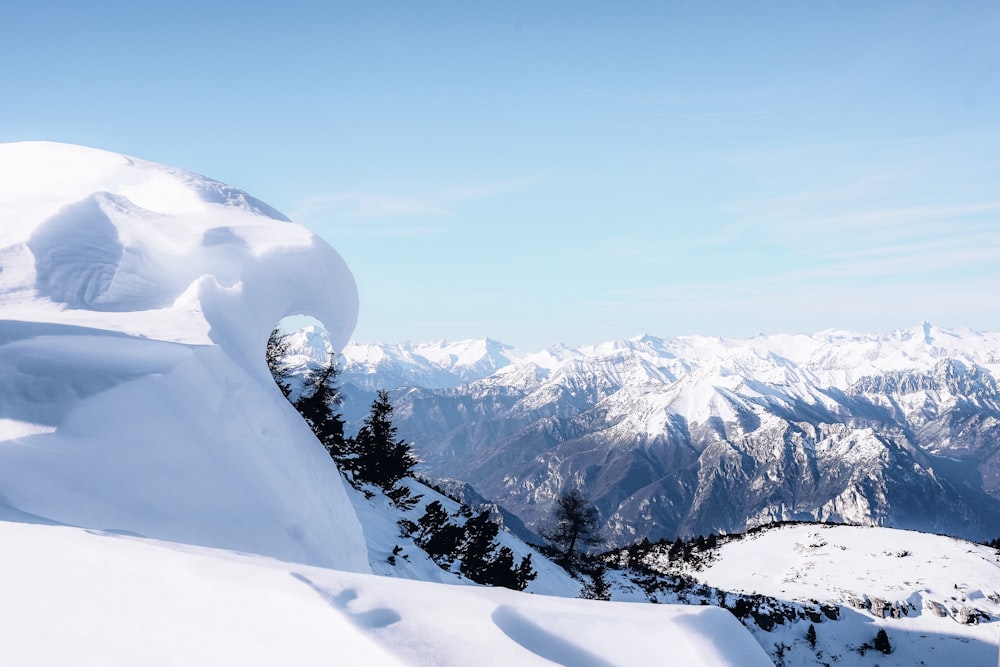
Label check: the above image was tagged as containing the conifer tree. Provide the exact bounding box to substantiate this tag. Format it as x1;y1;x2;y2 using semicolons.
873;628;891;654
352;389;418;491
415;500;536;590
513;553;537;591
581;563;612;600
421;520;466;564
459;511;501;582
265;328;293;398
293;352;347;459
541;489;602;574
417;500;450;543
668;537;683;560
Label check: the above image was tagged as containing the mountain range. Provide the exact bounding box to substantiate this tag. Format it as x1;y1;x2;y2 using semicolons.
298;325;1000;545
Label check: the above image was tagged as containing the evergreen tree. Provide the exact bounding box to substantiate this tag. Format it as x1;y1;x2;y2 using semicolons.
293;351;347;459
415;500;537;590
481;546;518;588
421;520;466;564
668;537;683;560
479;547;535;591
265;328;293;398
541;489;602;574
806;623;817;648
417;501;450;543
513;553;537;591
873;628;891;654
352;389;418;492
580;563;612;601
459;511;501;582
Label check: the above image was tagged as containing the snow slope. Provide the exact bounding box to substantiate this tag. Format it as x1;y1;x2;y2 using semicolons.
689;523;1000;666
0;141;367;570
0;516;773;666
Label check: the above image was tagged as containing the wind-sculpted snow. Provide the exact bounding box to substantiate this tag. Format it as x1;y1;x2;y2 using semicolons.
0;142;366;571
0;520;773;666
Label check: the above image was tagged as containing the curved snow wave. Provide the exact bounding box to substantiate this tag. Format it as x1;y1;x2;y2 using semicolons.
29;194;126;310
0;141;358;355
0;142;367;572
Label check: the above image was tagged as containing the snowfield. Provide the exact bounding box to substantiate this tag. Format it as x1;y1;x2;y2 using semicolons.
0;520;773;667
0;142;773;666
690;523;1000;666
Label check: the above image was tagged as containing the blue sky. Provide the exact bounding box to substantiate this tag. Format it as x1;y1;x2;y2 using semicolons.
3;2;999;350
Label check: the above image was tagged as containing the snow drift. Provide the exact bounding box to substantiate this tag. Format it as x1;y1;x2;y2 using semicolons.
0;519;772;666
0;141;367;571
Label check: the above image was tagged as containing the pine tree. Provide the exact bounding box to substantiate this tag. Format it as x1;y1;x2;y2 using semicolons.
513;553;537;590
581;563;612;601
873;628;891;654
417;501;450;543
293;351;347;459
806;623;817;648
352;389;418;492
265;328;293;398
540;489;602;574
459;511;501;582
668;537;683;560
421;521;466;564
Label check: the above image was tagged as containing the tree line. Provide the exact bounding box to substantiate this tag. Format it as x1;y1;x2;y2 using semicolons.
267;329;535;590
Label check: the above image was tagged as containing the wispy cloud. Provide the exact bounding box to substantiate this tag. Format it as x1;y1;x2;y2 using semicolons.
289;173;545;233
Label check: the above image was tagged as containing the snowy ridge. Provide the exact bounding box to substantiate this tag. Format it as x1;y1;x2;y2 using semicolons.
592;522;1000;666
690;523;1000;666
335;325;1000;544
341;337;520;390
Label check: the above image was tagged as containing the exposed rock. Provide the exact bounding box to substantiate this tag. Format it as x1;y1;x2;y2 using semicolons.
846;594;869;610
957;606;990;624
925;600;949;617
870;596;891;618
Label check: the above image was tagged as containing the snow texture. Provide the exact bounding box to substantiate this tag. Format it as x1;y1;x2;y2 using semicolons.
691;523;1000;666
0;519;772;667
0;141;367;571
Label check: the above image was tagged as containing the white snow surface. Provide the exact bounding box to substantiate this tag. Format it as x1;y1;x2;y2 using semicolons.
0;519;771;666
690;523;1000;666
0;141;367;571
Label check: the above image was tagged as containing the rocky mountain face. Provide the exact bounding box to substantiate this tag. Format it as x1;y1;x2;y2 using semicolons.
294;324;1000;545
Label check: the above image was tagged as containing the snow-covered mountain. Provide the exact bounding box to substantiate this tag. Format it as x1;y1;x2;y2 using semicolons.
0;141;770;665
332;326;1000;545
597;522;1000;666
342;337;519;390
